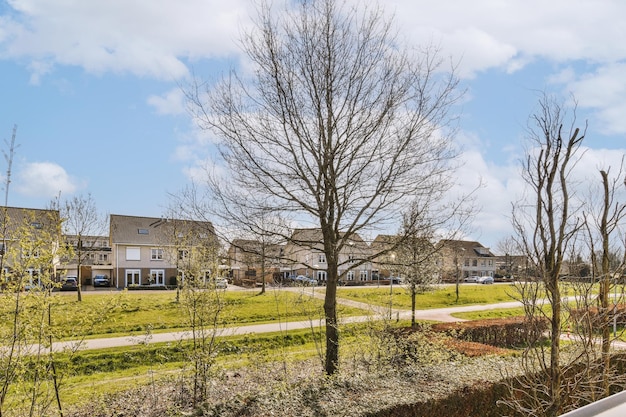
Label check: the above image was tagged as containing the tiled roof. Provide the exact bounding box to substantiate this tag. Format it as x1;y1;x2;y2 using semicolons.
110;214;214;246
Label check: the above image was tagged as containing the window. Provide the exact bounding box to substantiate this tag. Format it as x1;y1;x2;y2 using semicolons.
348;254;355;263
151;248;163;260
318;253;326;263
178;250;188;261
347;270;355;281
138;229;149;235
98;253;109;262
464;259;469;267
359;270;368;281
472;259;478;267
149;269;165;285
316;271;327;282
125;269;140;286
126;247;140;261
31;222;43;229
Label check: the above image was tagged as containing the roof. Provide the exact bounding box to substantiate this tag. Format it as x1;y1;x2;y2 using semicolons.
288;228;369;251
0;206;59;238
110;214;214;246
438;239;494;257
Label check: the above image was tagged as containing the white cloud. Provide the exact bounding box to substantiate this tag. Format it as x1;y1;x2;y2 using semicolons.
1;0;254;80
388;0;626;77
147;88;185;115
15;162;80;198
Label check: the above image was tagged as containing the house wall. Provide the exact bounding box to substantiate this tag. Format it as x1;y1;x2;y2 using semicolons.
113;244;179;287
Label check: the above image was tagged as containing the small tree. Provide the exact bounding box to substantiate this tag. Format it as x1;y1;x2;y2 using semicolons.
504;94;626;415
60;193;107;302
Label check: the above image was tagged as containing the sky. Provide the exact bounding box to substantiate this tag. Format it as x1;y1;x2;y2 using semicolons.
0;0;625;252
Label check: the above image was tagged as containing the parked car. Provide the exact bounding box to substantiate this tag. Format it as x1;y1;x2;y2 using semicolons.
93;275;110;287
215;277;228;289
477;276;494;285
463;276;480;283
293;275;318;286
61;277;78;291
390;276;404;285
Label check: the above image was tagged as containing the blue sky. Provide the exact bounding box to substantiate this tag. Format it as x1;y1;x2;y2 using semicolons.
1;0;625;251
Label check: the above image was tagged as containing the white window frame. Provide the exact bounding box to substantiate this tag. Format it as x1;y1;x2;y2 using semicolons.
347;270;355;281
125;269;141;286
151;248;163;260
318;253;326;263
149;269;165;286
359;270;368;281
316;270;327;282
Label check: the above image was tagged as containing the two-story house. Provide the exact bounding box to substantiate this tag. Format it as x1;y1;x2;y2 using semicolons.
281;228;372;285
59;234;112;284
438;239;496;281
110;214;217;288
0;206;62;288
227;238;287;285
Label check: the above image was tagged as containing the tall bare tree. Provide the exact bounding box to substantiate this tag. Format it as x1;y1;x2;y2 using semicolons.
582;165;626;397
60;193;107;302
186;0;461;375
503;95;626;416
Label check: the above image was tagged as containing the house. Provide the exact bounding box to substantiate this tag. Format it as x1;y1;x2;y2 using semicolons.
438;239;496;282
282;228;372;284
370;234;398;280
58;234;112;284
371;234;442;285
227;238;287;285
0;206;62;288
110;214;217;288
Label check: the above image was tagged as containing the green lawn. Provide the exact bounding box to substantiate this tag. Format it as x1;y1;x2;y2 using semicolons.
335;284;519;309
6;288;365;340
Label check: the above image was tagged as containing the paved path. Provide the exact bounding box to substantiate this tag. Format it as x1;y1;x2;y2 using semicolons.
51;290;526;352
48;288;626;352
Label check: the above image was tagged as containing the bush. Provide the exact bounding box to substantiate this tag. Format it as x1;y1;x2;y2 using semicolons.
431;317;548;348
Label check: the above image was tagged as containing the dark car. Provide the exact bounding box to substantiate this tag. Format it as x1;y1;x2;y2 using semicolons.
93;275;110;287
61;277;78;291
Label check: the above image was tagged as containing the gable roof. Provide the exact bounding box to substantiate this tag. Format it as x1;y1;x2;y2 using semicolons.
0;206;59;239
110;214;215;246
438;239;494;257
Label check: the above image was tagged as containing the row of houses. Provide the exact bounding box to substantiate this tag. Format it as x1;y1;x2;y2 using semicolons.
227;230;516;286
1;206;523;290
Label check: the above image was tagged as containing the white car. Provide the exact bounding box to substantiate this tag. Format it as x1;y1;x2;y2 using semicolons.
215;278;228;289
463;276;480;283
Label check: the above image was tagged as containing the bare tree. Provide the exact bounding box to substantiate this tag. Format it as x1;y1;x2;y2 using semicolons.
504;95;626;416
582;165;626;397
185;0;461;375
60;193;107;302
395;195;474;326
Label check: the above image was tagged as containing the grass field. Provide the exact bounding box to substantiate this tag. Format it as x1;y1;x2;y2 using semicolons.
4;282;611;411
35;287;365;339
335;283;519;309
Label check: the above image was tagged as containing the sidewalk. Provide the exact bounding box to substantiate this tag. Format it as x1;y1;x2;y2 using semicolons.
50;293;524;352
49;290;626;353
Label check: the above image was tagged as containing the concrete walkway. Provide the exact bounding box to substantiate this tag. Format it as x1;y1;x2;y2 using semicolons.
51;289;525;352
49;288;626;352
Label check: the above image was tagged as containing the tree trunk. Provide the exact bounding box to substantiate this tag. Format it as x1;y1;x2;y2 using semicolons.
324;268;339;375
